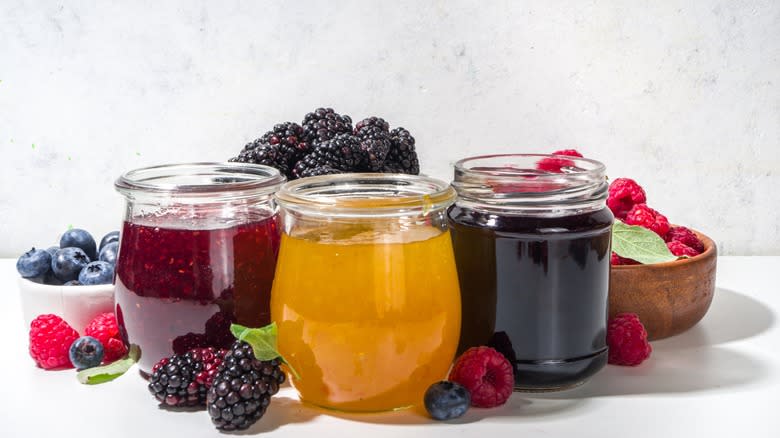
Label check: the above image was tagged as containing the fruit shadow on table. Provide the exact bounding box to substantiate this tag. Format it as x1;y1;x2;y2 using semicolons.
241;396;592;429
540;287;775;399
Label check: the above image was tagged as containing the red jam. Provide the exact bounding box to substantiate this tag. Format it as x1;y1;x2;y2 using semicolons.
115;215;280;373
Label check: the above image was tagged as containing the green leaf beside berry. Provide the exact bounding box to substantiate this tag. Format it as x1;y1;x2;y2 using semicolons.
230;323;300;380
612;220;678;264
76;344;140;385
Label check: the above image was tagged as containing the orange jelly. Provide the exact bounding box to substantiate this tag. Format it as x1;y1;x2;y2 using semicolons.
270;174;461;412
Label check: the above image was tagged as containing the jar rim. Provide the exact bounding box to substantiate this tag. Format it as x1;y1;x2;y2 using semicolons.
452;153;609;215
115;162;285;200
275;173;456;215
454;153;606;179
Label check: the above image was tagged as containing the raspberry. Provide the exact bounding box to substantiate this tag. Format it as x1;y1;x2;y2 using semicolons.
448;346;514;408
666;241;700;257
665;226;704;253
536;157;574;173
551;149;583;157
535;148;584;172
611;252;639;266
607;178;647;219
624;204;670;238
607;313;652;366
85;312;128;363
29;314;79;369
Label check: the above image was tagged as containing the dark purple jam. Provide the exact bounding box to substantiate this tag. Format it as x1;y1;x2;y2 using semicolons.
448;205;613;390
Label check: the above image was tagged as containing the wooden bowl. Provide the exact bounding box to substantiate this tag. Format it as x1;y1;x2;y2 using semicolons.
609;229;717;340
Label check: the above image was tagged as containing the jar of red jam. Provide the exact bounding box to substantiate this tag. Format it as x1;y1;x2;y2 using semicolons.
114;163;285;374
449;154;613;391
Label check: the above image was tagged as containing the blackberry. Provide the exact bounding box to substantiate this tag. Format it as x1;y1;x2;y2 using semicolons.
354;116;390;136
298;166;343;178
487;331;518;367
148;348;227;408
204;311;236;350
354;117;392;172
230;141;291;177
292;133;362;178
172;332;208;355
260;122;311;167
206;341;286;431
384;127;420;175
301;108;353;145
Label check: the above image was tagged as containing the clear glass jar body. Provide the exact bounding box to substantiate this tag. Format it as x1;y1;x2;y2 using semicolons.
448;154;613;391
271;174;461;412
114;163;284;374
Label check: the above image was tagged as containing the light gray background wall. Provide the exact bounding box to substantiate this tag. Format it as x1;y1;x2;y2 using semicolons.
1;0;778;256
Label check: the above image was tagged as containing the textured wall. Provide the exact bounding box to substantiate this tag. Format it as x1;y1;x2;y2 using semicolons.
1;0;778;256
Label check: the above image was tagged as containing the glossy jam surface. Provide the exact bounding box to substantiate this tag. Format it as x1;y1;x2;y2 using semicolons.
271;229;461;412
115;215;280;373
449;206;612;390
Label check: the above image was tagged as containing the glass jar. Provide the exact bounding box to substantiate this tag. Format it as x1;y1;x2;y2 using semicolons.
114;163;285;374
449;154;613;391
271;173;461;412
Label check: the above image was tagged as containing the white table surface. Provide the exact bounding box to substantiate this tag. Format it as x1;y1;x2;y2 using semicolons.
1;257;778;437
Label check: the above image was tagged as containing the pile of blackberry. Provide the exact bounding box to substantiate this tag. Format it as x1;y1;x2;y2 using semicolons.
230;108;420;179
148;341;285;431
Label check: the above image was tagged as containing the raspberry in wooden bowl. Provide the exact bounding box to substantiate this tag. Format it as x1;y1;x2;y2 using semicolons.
609;229;717;340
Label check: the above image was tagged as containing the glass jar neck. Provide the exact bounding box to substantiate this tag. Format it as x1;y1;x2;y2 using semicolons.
452;154;609;216
275;173;457;218
115;162;285;205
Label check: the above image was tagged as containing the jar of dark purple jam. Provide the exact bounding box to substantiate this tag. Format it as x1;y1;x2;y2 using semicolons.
448;154;613;391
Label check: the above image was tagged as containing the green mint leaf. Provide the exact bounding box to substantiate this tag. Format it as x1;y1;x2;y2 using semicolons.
77;344;139;385
612;220;677;264
230;323;300;380
230;323;279;360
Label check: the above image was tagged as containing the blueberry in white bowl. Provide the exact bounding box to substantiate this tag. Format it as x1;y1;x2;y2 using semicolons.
16;248;52;278
60;229;98;261
45;246;59;258
78;261;114;285
99;231;120;252
52;247;91;282
98;241;119;265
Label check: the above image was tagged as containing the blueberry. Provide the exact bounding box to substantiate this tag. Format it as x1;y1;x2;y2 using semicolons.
37;271;64;286
98;241;119;265
16;248;52;278
51;247;91;282
60;229;97;260
45;246;59;258
69;336;104;370
99;231;120;252
64;280;81;286
78;261;114;285
424;381;471;421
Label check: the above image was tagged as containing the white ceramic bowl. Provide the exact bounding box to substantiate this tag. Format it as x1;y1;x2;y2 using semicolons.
18;277;115;333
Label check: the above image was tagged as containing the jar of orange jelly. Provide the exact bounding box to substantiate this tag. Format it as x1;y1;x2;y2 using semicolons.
271;173;461;412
